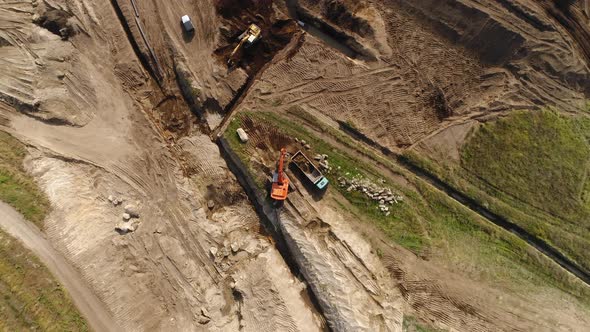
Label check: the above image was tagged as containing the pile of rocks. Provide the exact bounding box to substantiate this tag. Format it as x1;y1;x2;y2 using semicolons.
313;154;333;173
337;176;403;216
107;195;122;206
294;137;311;150
109;195;141;234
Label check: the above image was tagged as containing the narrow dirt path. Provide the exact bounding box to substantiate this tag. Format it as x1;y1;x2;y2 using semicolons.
0;202;120;332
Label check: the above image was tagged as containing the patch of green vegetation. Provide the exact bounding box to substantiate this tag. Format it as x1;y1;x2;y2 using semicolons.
223;117;266;191
224;117;249;162
0;131;49;227
0;131;86;330
224;110;590;306
252;111;429;252
405;149;590;305
0;230;88;331
225;110;428;251
403;315;445;332
403;111;590;305
456;110;590;273
416;181;590;303
461;110;590;221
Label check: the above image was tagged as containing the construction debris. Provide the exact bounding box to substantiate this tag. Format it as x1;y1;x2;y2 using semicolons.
108;195;122;206
236;128;249;142
115;222;136;234
338;176;403;215
124;204;140;218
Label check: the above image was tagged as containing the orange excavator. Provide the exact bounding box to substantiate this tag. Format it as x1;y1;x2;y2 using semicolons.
270;148;290;201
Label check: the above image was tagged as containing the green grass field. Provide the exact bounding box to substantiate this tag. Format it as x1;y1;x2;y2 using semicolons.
0;131;49;227
402;109;590;304
224;110;590;306
0;230;88;331
0;131;88;330
458;110;590;273
461;110;590;222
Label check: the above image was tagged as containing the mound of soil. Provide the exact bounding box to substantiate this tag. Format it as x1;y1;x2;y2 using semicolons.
36;8;74;39
323;0;374;37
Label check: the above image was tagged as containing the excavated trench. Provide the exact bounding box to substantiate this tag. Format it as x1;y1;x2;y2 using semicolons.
338;121;590;287
217;138;330;330
284;0;375;60
110;1;590;329
109;0;328;325
285;0;364;59
110;0;164;88
210;1;302;136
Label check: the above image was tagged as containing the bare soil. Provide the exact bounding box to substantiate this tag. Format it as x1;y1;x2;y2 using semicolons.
1;0;590;331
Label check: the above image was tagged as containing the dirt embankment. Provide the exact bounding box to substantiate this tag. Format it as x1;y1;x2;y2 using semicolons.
2;0;590;331
1;0;325;330
394;0;590;96
0;2;96;126
239;0;590;154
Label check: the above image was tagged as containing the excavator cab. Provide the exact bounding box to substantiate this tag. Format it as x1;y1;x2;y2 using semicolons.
227;24;261;67
270;148;290;201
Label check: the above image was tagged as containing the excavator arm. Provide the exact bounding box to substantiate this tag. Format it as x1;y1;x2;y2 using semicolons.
271;148;290;201
277;148;286;184
227;24;261;66
227;34;248;66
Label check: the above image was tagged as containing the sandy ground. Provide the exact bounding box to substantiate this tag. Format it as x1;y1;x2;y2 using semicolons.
0;201;119;332
243;0;590;153
0;0;323;330
1;0;590;331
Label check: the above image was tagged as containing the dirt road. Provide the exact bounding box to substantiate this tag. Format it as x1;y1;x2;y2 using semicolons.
0;201;119;332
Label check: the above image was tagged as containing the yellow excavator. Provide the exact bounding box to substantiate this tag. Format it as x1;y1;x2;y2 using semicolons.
227;24;261;66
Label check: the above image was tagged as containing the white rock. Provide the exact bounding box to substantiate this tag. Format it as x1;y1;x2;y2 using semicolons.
122;213;131;221
236;128;249;143
124;204;140;218
210;247;218;256
115;223;135;234
108;195;114;202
